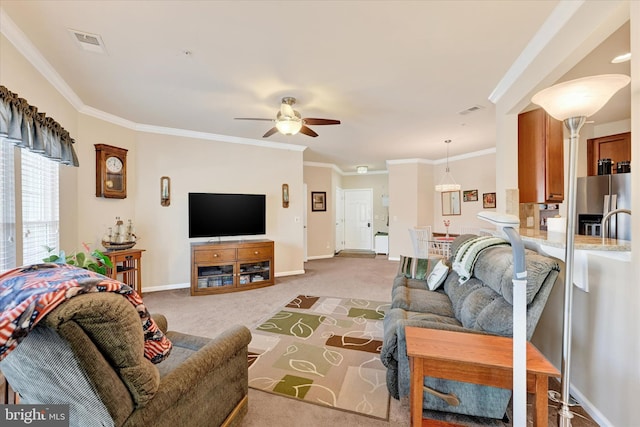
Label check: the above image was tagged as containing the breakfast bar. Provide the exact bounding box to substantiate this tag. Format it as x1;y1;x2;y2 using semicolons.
482;227;631;292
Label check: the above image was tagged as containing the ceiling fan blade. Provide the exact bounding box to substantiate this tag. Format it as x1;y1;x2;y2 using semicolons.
234;118;274;122
299;126;318;137
263;127;279;138
303;118;341;125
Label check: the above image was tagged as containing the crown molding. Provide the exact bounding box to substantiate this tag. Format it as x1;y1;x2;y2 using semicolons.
433;147;496;164
342;170;389;176
79;105;138;129
303;161;343;174
1;8;84;110
387;147;496;166
2;9;305;154
136;123;306;151
386;158;435;166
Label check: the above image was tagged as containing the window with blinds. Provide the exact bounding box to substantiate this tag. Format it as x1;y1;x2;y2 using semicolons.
0;140;59;272
21;149;60;265
0;141;17;271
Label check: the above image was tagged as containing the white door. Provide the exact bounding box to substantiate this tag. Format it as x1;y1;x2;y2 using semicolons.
335;187;345;253
344;189;373;250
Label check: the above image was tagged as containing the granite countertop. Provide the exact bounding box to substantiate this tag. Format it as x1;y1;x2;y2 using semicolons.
483;228;631;252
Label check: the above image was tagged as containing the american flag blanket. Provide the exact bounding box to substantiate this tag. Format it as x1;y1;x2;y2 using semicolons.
0;263;172;363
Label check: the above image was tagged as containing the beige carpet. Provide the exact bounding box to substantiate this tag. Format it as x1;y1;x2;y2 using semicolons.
142;256;598;427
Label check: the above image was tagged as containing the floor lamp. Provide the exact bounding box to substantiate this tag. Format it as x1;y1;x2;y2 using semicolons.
477;211;526;427
531;74;630;427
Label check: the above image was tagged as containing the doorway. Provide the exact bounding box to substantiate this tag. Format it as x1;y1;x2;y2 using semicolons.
335;187;345;253
343;189;373;250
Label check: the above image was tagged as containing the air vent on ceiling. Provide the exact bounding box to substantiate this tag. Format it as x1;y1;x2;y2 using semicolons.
68;29;107;54
458;105;485;115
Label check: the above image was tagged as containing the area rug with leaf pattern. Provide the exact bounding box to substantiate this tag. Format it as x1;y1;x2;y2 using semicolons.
248;295;391;420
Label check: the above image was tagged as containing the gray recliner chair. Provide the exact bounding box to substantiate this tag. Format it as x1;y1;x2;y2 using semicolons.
0;292;251;427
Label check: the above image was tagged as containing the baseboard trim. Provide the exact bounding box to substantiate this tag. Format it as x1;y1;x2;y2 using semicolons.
143;270;305;293
570;383;613;427
306;254;335;260
275;270;305;277
143;282;190;293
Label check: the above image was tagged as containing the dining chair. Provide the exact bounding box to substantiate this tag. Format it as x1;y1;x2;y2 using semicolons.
409;226;432;258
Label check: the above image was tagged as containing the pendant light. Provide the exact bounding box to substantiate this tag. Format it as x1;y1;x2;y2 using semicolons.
435;139;460;192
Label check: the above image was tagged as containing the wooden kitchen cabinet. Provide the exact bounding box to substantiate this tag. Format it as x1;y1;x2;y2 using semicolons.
587;132;631;176
518;108;564;203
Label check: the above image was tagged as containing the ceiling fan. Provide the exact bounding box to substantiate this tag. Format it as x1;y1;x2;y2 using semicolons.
235;97;340;138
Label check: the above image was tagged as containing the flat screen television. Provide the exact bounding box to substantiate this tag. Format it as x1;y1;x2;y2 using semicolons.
188;193;266;238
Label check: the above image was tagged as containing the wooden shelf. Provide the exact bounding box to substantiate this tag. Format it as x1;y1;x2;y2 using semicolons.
105;248;145;297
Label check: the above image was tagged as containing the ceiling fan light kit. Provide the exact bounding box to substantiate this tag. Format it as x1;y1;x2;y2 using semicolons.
435;139;461;192
275;116;303;135
235;97;340;138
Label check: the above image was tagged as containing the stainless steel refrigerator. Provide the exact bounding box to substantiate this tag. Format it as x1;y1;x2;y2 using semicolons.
575;174;631;241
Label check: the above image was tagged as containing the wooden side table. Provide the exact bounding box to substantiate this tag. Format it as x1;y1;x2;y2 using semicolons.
406;327;560;427
105;249;145;297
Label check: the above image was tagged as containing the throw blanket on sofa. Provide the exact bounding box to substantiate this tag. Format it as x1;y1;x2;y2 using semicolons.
452;236;509;283
0;263;172;363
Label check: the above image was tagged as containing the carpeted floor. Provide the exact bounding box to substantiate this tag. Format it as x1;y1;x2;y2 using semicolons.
142;256;598;427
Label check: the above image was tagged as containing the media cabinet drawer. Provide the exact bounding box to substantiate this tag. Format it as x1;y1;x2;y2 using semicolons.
193;248;236;263
238;245;273;260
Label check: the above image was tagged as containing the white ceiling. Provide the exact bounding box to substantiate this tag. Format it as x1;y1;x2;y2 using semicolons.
0;1;631;173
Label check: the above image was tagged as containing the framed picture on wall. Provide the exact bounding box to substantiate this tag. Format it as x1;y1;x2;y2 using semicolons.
311;191;327;211
463;189;478;202
483;192;496;209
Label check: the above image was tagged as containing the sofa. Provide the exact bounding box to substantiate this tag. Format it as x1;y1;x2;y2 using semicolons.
1;291;251;427
380;234;561;420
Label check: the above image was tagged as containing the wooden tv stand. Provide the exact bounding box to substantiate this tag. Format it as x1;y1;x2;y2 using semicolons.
190;240;274;296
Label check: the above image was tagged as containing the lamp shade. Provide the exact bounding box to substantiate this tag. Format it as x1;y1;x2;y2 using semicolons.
275;117;302;135
531;74;630;121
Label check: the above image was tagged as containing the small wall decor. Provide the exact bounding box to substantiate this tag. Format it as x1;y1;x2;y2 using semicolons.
442;190;461;216
483;192;496;209
282;184;289;208
463;189;478;202
160;176;170;206
311;191;326;212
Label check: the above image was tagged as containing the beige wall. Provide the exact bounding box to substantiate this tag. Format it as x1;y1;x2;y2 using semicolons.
1;34;79;253
76;115;137;249
2;32;305;288
387;161;424;258
135;133;304;287
432;152;497;233
303;164;335;258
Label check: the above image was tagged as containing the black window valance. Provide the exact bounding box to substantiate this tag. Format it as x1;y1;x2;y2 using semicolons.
0;85;79;166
